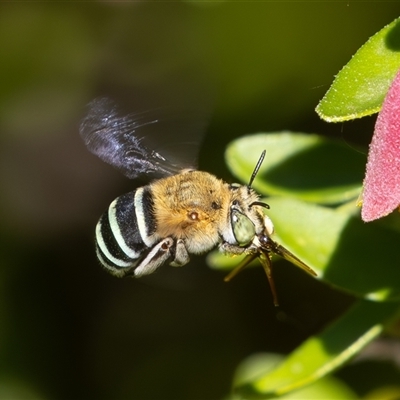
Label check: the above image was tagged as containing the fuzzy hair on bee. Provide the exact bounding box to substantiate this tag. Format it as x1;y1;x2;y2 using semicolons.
80;98;316;306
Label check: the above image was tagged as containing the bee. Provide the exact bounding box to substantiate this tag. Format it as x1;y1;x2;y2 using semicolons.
80;98;316;306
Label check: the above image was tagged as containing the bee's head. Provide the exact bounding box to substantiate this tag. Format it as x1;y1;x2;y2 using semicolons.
224;150;272;247
225;187;273;246
222;151;316;307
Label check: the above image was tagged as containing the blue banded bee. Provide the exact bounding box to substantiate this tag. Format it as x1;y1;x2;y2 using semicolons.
80;98;316;306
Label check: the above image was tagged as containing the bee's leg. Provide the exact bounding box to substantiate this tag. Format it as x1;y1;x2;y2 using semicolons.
219;242;246;256
170;239;190;267
224;253;258;282
219;242;257;282
134;238;174;277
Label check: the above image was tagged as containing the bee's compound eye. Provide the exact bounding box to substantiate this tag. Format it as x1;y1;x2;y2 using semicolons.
231;210;255;246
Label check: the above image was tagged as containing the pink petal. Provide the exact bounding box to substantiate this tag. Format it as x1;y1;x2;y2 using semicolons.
362;68;400;222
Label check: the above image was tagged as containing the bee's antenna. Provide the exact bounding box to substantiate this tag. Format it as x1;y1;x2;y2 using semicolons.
248;150;266;187
250;201;270;209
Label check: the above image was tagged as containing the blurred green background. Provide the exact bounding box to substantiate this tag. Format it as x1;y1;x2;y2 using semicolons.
1;2;400;399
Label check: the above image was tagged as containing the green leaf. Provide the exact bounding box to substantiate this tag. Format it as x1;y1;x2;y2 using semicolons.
226;132;364;205
232;353;358;399
234;299;400;399
316;17;400;122
267;197;400;301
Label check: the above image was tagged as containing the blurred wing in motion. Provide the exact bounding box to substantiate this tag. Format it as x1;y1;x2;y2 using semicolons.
79;98;184;179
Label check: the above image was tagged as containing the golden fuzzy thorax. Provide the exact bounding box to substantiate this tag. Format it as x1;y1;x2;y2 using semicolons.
150;171;231;253
150;170;265;254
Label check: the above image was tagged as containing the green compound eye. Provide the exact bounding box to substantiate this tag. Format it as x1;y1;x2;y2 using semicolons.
231;210;256;246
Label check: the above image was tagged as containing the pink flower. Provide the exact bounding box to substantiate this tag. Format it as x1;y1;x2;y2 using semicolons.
362;68;400;222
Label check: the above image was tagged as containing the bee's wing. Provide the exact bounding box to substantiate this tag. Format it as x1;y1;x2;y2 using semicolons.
79;98;184;179
272;242;317;277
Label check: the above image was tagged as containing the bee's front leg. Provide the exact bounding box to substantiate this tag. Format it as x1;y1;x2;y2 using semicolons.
219;242;248;256
170;239;190;267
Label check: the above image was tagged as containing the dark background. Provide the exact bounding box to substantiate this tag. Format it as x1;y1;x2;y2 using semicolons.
1;3;399;399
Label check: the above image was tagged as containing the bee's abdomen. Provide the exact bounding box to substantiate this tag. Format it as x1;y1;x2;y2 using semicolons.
95;188;157;276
